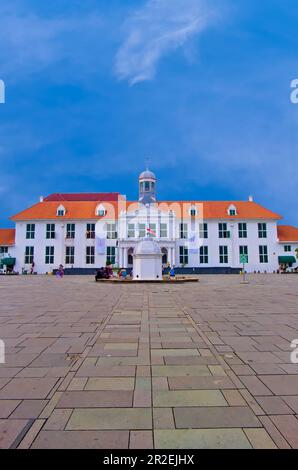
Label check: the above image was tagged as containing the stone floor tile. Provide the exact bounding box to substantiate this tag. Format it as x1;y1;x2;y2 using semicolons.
135;378;151;391
0;419;30;449
258;415;291;449
76;366;136;377
255;396;294;415
269;415;298;448
133;390;152;407
0;400;21;418
222;390;247;407
130;431;153;449
153;408;175;429
66;408;152;430
68;377;88;391
0;378;58;400
18;419;46;449
154;429;252;449
281;396;298;414
174;406;261;428
208;365;227;376
259;376;298;395
43;408;73;430
168;376;235;390
85;378;135;391
152;365;211;377
244;428;277;449
153;390;227;407
31;430;129;449
151;349;199;357
240;376;273;396
57;390;133;408
10;400;48;419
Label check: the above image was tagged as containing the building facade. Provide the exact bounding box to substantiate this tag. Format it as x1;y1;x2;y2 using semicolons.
1;170;298;274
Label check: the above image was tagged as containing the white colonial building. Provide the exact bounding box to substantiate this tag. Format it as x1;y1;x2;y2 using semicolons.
1;169;298;274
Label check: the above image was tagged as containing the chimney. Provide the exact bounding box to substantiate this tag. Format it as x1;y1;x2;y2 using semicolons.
248;195;254;202
40;196;44;202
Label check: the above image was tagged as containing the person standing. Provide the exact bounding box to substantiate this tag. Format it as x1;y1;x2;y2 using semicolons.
30;261;35;275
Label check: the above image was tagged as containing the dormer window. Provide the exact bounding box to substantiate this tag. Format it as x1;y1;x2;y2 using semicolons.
57;205;66;217
96;204;107;217
190;206;197;217
228;205;237;216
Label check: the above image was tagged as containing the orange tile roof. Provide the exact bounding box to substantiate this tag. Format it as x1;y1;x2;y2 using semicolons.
156;201;282;220
277;225;298;242
0;229;15;246
10;198;282;221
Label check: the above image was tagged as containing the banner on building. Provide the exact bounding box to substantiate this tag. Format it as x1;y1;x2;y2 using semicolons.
96;237;106;255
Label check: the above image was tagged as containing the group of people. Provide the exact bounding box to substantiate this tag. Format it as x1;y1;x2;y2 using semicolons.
95;265;114;281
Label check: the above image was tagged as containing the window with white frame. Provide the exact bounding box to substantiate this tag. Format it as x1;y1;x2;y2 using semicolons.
284;245;292;252
238;223;247;238
259;245;268;263
65;246;75;264
45;246;54;264
199;223;208;239
160;223;168;238
190;207;197;217
24;246;34;264
96;205;106;217
138;223;146;238
0;247;8;254
239;246;249;263
86;246;95;264
57;205;66;217
200;246;208;264
106;223;117;239
219;223;230;239
180;223;188;239
179;246;188;265
46;223;55;239
107;246;116;265
258;223;267;238
26;224;35;239
127;224;135;238
228;205;237;216
219;245;228;264
66;223;75;239
86;223;95;239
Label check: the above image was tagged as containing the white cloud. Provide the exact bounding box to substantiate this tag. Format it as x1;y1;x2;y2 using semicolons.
115;0;217;85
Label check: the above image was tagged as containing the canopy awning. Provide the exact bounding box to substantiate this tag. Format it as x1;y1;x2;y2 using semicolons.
1;257;16;266
278;256;297;265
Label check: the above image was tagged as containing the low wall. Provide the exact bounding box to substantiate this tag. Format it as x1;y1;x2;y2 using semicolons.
55;267;241;276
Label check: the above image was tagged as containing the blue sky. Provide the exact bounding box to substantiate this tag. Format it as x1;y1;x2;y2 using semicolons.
0;0;297;227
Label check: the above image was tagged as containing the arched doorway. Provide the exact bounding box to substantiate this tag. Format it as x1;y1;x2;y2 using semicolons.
127;247;134;267
161;248;168;265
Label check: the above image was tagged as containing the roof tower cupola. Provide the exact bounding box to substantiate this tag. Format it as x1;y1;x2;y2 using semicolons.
138;168;157;205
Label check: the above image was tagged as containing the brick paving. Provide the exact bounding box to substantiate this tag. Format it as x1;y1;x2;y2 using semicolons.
0;274;297;448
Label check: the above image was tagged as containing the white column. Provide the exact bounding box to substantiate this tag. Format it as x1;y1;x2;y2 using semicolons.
120;248;124;267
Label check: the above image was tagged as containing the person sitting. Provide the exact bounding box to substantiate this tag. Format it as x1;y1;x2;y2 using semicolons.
95;267;105;281
120;268;127;279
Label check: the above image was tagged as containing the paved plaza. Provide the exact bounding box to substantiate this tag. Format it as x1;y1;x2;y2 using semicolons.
0;274;298;449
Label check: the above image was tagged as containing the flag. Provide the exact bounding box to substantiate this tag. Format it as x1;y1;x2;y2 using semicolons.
146;227;156;237
96;237;106;255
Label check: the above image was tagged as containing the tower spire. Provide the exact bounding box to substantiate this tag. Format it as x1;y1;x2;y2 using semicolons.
145;157;150;172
